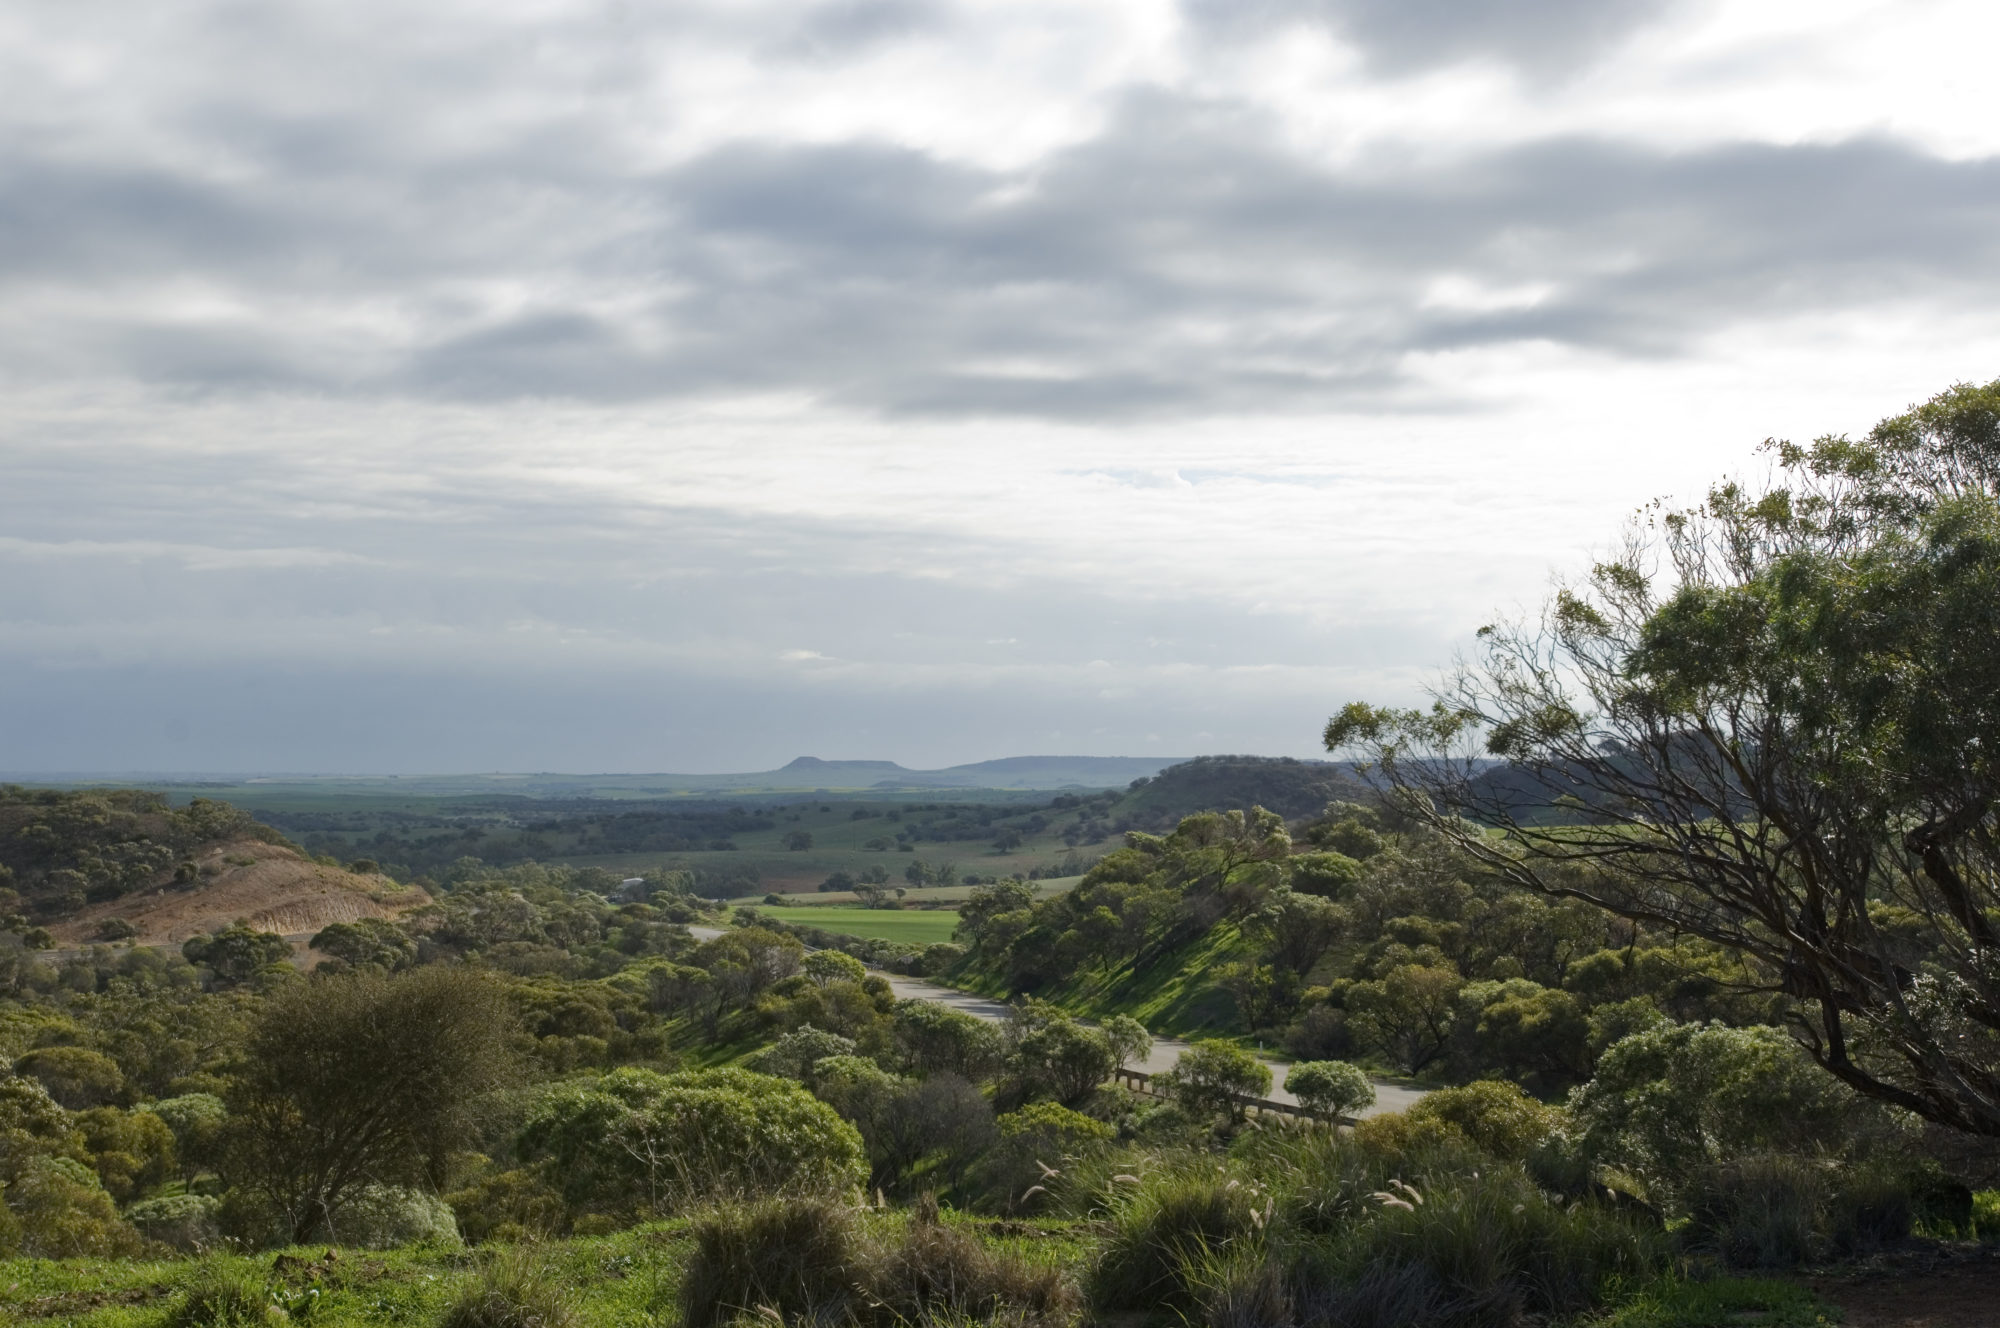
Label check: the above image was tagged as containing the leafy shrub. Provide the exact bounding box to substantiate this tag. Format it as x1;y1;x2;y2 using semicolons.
1404;1080;1560;1161
518;1067;865;1217
447;1167;568;1243
1569;1022;1860;1197
333;1183;462;1248
1303;1170;1661;1327
15;1045;123;1109
77;1104;176;1201
894;1001;1002;1079
1153;1041;1271;1124
747;1025;858;1083
985;1102;1116;1213
3;1154;142;1257
1284;1061;1374;1118
126;1193;221;1251
803;951;869;986
144;1092;229;1176
1010;1014;1117;1106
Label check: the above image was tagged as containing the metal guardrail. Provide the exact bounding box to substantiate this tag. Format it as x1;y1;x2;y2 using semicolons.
1111;1067;1357;1126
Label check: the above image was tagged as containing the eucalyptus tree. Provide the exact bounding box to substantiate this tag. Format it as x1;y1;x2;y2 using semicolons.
1328;380;2000;1136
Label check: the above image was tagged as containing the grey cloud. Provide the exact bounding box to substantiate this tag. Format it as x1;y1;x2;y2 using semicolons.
5;69;2000;418
771;0;947;60
1181;0;1683;76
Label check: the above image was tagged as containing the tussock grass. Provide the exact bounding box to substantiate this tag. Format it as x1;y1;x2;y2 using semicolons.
681;1194;1081;1328
437;1246;580;1328
161;1260;276;1328
680;1196;864;1328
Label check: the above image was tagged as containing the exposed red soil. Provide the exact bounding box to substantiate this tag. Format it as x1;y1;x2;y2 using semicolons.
45;839;429;949
1805;1247;2000;1327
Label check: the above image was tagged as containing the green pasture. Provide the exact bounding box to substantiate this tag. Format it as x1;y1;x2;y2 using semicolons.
732;876;1081;907
744;905;965;945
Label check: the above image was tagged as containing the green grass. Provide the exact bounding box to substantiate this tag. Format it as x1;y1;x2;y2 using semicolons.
731;877;1080;907
0;1215;1098;1328
951;919;1253;1038
1586;1276;1840;1327
745;905;966;945
0;1226;694;1328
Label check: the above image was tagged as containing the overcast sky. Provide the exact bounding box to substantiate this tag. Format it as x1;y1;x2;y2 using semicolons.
4;0;1998;774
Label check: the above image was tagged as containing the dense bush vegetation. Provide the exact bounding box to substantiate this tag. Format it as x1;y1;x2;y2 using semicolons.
0;771;1986;1328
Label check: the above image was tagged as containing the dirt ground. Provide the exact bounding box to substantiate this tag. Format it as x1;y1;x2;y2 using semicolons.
45;839;428;948
1805;1248;2000;1327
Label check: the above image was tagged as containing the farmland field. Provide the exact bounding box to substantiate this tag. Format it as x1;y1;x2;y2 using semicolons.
746;904;965;944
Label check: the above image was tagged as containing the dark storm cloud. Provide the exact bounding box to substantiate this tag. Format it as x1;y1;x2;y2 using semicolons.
5;81;1999;416
1180;0;1683;76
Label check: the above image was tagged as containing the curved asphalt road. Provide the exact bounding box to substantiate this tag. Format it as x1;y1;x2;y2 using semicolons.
690;925;1425;1118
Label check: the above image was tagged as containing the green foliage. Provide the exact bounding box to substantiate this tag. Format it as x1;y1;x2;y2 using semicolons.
330;1183;462;1249
181;926;293;987
680;1196;859;1328
16;1045;124;1109
517;1067;865;1218
1100;1015;1151;1072
76;1105;175;1202
1332;379;2000;1138
749;1024;858;1083
961;809;1293;1014
0;787;284;919
1008;1008;1116;1106
1569;1022;1863;1194
226;964;518;1245
1345;963;1464;1074
1289;850;1363;898
1091;1170;1267;1314
1153;1040;1271;1124
3;1153;141;1257
1283;1060;1374;1118
124;1193;221;1251
1366;1080;1562;1163
308;918;417;972
894;1000;1003;1079
802;949;868;986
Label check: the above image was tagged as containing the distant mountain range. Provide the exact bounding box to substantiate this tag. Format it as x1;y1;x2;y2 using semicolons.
25;756;1202;800
773;755;1187;790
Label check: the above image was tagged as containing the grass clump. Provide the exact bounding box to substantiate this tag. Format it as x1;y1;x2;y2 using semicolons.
681;1194;1080;1328
437;1247;580;1328
161;1260;277;1328
1090;1169;1267;1315
681;1196;863;1328
1089;1131;1664;1328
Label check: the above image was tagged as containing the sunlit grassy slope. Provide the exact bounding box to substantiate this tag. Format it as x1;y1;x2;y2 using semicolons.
953;921;1255;1038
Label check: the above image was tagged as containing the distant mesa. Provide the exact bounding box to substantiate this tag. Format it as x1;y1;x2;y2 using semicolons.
780;757;908;772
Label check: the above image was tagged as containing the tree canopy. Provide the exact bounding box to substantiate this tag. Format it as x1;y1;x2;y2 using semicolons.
1328;378;2000;1136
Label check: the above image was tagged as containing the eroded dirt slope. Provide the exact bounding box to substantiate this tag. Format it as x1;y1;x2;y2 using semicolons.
45;840;430;947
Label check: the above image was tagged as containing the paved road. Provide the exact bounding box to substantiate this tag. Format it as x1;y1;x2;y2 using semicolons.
690;925;1424;1118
